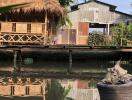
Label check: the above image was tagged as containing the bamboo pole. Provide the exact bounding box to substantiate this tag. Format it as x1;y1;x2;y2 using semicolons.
50;24;53;45
44;12;48;45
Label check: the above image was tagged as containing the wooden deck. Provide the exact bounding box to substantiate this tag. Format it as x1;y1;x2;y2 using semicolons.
0;71;105;79
0;45;132;60
0;45;131;79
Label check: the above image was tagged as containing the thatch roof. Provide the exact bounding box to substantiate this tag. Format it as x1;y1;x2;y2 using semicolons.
25;0;64;15
0;0;64;22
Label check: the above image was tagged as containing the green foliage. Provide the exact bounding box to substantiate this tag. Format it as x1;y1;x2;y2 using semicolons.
88;22;132;46
63;85;71;100
46;80;71;100
59;0;73;7
111;22;132;46
126;23;132;40
88;31;109;46
58;0;73;28
57;14;72;28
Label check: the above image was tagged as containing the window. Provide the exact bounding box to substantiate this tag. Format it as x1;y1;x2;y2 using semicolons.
27;24;31;33
42;24;45;33
12;23;16;32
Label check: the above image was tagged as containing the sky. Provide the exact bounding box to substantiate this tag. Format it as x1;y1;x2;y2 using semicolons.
77;0;132;14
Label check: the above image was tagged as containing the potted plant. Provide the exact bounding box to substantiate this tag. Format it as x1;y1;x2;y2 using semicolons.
97;61;132;100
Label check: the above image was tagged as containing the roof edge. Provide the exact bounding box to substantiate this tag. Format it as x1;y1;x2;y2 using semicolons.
114;10;132;17
77;0;117;9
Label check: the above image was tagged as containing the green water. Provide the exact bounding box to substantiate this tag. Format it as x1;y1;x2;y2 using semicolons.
0;57;132;100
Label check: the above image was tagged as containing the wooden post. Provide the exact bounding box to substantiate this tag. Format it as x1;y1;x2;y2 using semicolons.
44;12;48;45
13;50;22;72
42;79;46;100
68;50;72;73
121;38;123;47
68;26;70;44
50;23;53;45
103;27;106;35
76;28;78;45
13;50;17;72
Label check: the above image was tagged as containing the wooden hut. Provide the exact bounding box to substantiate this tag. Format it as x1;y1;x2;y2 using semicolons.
0;0;64;45
0;85;11;96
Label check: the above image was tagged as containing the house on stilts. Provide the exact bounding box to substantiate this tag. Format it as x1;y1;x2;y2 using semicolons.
0;0;64;99
57;0;132;45
0;0;64;45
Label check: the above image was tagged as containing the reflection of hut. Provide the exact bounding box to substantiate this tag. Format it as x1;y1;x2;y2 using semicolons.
0;0;64;45
28;84;42;96
0;85;11;96
14;85;26;96
0;77;46;97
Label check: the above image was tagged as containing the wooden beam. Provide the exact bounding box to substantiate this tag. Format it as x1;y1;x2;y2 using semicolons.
68;50;72;73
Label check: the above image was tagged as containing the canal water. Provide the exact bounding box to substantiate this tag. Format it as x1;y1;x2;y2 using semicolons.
0;51;132;100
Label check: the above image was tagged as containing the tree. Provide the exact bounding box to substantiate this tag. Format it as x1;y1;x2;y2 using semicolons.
59;0;73;7
57;0;73;28
111;22;132;46
88;31;108;46
126;23;132;40
46;79;71;100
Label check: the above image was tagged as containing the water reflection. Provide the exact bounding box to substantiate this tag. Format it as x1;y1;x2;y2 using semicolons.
0;55;131;100
0;59;131;73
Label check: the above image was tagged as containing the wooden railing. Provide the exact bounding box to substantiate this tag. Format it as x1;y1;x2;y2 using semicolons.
0;22;50;45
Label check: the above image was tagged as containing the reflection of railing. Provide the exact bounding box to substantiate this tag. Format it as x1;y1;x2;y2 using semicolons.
0;33;45;45
0;77;47;97
0;84;43;97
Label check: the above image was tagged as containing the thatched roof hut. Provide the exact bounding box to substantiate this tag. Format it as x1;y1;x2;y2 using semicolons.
0;0;64;23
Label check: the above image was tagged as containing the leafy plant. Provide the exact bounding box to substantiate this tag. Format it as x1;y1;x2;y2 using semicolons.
88;31;108;46
58;0;73;28
46;79;71;100
59;0;73;7
111;22;132;46
57;12;72;28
